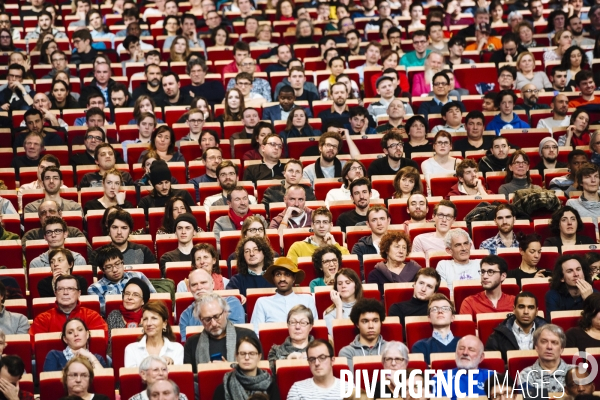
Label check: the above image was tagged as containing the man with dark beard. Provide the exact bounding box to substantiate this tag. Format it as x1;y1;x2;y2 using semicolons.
162;72;192;107
520;83;550;116
402;193;431;232
131;63;167;104
536;94;570;132
203;160;257;212
302;131;360;187
533;137;568;177
446;159;492;198
480;204;519;255
335;177;372;232
568;15;595;47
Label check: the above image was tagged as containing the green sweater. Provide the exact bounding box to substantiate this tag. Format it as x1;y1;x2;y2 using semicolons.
0;229;19;240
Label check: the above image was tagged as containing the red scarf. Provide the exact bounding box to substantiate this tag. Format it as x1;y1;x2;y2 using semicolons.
119;305;143;328
228;208;253;229
212;273;224;290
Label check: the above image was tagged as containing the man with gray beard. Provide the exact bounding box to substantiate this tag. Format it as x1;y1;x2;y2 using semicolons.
432;335;492;398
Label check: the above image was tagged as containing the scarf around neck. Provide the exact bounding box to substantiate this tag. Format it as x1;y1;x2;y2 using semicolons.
119;304;144;328
197;321;238;364
315;156;342;179
223;365;272;400
212;273;225;290
228;208;254;229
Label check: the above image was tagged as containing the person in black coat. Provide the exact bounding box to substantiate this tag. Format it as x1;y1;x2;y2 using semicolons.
37;248;89;298
484;292;547;363
542;206;596;253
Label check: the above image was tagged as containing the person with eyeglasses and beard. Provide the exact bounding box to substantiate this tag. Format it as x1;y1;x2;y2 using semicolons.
534;137;568;177
520;83;550;116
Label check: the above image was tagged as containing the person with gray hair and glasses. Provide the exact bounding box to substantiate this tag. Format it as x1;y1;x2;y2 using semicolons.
521;324;575;394
372;341;410;397
129;356;188;400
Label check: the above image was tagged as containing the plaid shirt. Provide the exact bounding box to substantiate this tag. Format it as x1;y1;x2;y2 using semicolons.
87;272;156;315
479;232;520;255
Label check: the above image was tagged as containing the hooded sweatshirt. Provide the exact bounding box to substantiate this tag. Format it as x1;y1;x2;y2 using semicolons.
486;113;531;135
338;334;386;371
478;154;508;177
566;196;600;229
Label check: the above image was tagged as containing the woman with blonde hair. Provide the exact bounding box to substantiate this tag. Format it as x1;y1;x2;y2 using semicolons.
84;168;133;214
251;24;278;48
295;18;316;45
515;51;552;90
544;29;573;62
169;35;191;62
421;131;459;195
393;166;423;198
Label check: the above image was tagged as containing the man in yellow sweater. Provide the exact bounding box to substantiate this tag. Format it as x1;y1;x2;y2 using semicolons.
287;206;349;265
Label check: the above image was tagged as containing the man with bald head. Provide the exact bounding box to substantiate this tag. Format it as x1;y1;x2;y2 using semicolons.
520;83;550;116
22;200;92;255
565;367;595;396
178;268;244;342
19;93;68;131
536;94;570;132
433;335;491;398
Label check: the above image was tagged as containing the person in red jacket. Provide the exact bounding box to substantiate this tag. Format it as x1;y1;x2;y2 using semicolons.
29;274;108;341
446;158;493;199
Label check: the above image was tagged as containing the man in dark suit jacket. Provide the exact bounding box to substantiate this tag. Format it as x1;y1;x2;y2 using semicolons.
261;85;312;123
417;72;466;120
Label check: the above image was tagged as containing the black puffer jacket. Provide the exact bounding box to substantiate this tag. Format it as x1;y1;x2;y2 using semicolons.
484;314;547;363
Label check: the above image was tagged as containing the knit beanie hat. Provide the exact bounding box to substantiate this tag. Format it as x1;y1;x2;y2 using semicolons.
149;160;172;186
539;137;559;156
123;277;151;304
174;212;199;232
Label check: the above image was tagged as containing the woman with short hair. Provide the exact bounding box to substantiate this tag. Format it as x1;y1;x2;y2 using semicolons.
268;305;314;373
61;356;110;399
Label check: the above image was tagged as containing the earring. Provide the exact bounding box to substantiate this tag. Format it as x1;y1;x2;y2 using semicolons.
141;328;145;334
163;327;166;332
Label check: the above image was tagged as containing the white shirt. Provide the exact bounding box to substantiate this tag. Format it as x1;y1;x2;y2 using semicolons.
536;116;570;133
325;184;380;207
435;259;481;294
18;180;68;210
287;377;353;400
124;336;184;368
250;292;318;333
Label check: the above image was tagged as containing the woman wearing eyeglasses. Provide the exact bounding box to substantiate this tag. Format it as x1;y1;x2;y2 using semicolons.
177;243;229;292
38;248;89;298
309;246;343;292
421;131;459;196
61;356;111;400
106;278;150;353
124;302;184;368
268;305;315;373
498;150;540;198
214;336;281;400
44;318;107;372
372;341;410;398
323;269;363;336
368;231;422;294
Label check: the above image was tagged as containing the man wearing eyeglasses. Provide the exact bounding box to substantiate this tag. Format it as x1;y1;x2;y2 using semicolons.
181;58;225;106
287;207;348;265
288;339;352;399
413;201;467;257
226;60;272;102
178;269;244;342
243;134;286;184
417;71;466;121
0;12;19;41
251;257;317;333
24;166;82;214
131;356;189;400
71;127;124;167
413;293;460;365
29;216;86;269
88;243;156;315
42;50;76;80
435;229;480;295
0;64;34;112
338;298;387;370
203;161;257;211
189;148;222;201
30;274;108;337
302;131;360;187
184;292;258;370
534;137;568;178
400;31;431;68
175;109;205;149
459;255;515;320
520;83;550;116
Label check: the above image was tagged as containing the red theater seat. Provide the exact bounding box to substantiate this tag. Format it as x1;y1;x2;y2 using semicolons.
383;282;451;314
40;368;115;400
431;351;505;373
471;220;533;248
521;278;551;313
245;287;310;322
276;358;349;400
405;315;475;351
497;247;559;271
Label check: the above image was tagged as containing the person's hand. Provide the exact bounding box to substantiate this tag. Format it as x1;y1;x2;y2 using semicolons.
116;192;126;205
505;54;513;62
0;378;19;400
478;36;488;49
284;206;303;218
0;103;10;111
534;269;546;278
577;279;594;299
73;348;94;361
330;290;343;308
239;295;247;305
566;125;575;141
40;107;58;126
322;232;336;245
163;356;174;365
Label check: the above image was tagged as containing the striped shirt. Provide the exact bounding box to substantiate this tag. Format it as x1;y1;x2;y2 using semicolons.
287;378;353;400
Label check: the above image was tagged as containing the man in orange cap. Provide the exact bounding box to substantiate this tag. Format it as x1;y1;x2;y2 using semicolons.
250;257;318;333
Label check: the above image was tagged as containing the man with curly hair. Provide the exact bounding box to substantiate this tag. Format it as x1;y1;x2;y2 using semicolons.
226;237;275;297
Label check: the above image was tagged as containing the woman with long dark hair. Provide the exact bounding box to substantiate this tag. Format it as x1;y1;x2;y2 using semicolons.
217;88;245;123
138;126;186;163
158;196;197;235
544;206;596;252
0;28;16;51
279;107;321;157
558;109;590;147
562;45;589;88
323;268;363;335
498;150;540;197
49;79;79;110
566;292;600;350
507;232;551;287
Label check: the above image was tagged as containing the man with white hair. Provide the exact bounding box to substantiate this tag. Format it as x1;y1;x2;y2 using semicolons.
435;229;481;294
521;324;575;394
178;269;244;342
128;356;188;400
433;335;491;398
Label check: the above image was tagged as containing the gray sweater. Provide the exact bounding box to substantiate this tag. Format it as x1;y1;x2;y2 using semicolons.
498;178;541;198
0;307;29;335
30;249;87;269
566;196;600;229
338;334;386;371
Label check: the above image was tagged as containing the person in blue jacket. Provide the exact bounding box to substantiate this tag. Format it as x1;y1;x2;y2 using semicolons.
432;335;493;400
43;318;107;372
486;90;530;135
